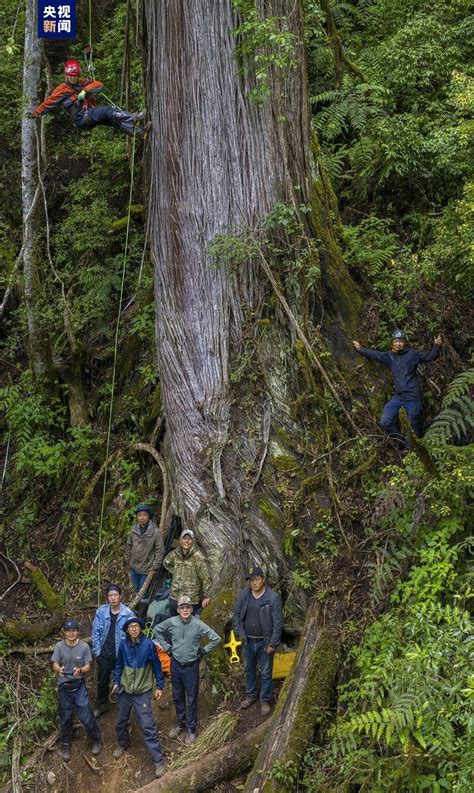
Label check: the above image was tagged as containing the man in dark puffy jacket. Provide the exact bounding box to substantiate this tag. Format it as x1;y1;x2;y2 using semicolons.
126;504;164;592
232;567;283;716
353;330;442;447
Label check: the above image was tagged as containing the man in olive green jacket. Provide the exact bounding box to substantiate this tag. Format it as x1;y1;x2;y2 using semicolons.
163;530;211;615
126;504;164;592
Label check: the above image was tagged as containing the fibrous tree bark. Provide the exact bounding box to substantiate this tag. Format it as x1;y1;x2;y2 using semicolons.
145;0;360;582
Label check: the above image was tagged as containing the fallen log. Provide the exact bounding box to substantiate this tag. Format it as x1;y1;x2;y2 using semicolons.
244;610;340;792
0;562;64;642
134;721;267;793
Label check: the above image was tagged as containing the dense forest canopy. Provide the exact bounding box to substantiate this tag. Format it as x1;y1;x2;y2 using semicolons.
0;0;472;790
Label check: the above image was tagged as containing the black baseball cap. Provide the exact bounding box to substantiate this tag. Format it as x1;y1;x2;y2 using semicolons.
63;619;80;630
246;567;265;579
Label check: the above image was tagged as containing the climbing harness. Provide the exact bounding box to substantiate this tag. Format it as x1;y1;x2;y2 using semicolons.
224;630;242;664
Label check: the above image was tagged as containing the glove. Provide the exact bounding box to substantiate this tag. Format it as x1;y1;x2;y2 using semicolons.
197;647;206;660
77;90;87;101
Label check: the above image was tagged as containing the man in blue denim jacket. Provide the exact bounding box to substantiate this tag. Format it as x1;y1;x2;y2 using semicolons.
232;567;283;716
91;584;133;716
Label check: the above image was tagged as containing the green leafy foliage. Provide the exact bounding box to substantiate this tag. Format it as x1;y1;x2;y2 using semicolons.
232;0;298;103
304;437;473;791
426;368;474;443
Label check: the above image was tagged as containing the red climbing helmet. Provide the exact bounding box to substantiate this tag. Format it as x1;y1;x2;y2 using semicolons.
64;60;81;76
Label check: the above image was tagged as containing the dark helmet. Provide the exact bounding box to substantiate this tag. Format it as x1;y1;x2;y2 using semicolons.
64;60;81;76
392;329;406;340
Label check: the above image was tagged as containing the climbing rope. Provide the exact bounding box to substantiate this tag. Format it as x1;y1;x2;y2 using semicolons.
96;130;137;603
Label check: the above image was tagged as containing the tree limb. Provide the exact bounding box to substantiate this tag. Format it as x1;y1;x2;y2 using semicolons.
0;562;64;642
134;721;267;793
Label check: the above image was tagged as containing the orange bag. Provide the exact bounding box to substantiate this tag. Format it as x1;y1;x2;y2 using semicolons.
156;645;171;675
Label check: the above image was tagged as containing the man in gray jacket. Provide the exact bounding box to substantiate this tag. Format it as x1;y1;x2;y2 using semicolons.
126;504;164;592
232;567;283;716
154;595;221;745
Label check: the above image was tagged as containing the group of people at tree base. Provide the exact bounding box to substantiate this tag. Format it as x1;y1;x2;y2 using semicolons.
52;507;282;779
52;328;439;776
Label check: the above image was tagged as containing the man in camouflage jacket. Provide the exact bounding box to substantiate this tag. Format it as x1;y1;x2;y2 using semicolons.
163;530;211;615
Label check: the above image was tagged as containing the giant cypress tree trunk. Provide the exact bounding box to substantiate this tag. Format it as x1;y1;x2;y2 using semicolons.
145;0;359;580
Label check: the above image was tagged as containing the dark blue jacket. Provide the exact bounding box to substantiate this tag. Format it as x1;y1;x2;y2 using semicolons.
232;586;283;648
357;345;441;399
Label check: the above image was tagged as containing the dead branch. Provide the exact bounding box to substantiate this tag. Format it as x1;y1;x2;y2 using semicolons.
0;552;21;601
134;721;267;792
132;442;169;532
0;562;64;642
11;735;22;793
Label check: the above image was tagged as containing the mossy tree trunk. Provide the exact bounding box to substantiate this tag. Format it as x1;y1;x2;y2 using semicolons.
145;0;360;584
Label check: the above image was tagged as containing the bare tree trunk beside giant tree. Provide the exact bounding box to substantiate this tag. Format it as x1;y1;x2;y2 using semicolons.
144;0;359;584
21;0;52;379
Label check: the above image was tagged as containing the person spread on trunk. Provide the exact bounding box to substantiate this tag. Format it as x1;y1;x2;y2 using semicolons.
91;584;133;717
154;595;221;746
112;616;166;779
163;529;211;616
31;60;146;139
126;504;164;593
51;619;101;762
353;330;443;448
232;567;283;716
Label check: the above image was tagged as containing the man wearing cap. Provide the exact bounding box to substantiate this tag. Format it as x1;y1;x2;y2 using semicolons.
51;619;101;762
126;504;164;592
163;529;212;616
112;616;166;778
353;331;443;447
232;568;283;716
91;584;133;717
154;595;221;745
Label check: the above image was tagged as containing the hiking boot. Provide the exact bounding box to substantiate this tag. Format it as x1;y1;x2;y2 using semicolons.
61;744;71;762
113;744;129;759
240;697;257;709
260;702;271;716
133;110;147;125
185;731;196;746
168;725;186;739
93;703;109;718
155;762;166;778
91;740;101;756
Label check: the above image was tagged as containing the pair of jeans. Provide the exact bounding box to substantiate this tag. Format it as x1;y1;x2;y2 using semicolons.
168;598;200;617
115;690;163;763
96;654;115;707
243;639;274;703
58;680;100;745
171;657;200;732
380;395;422;448
130;569;148;592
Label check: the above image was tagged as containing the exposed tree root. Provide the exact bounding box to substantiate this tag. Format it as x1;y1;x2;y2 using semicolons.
0;562;64;642
134;721;267;792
